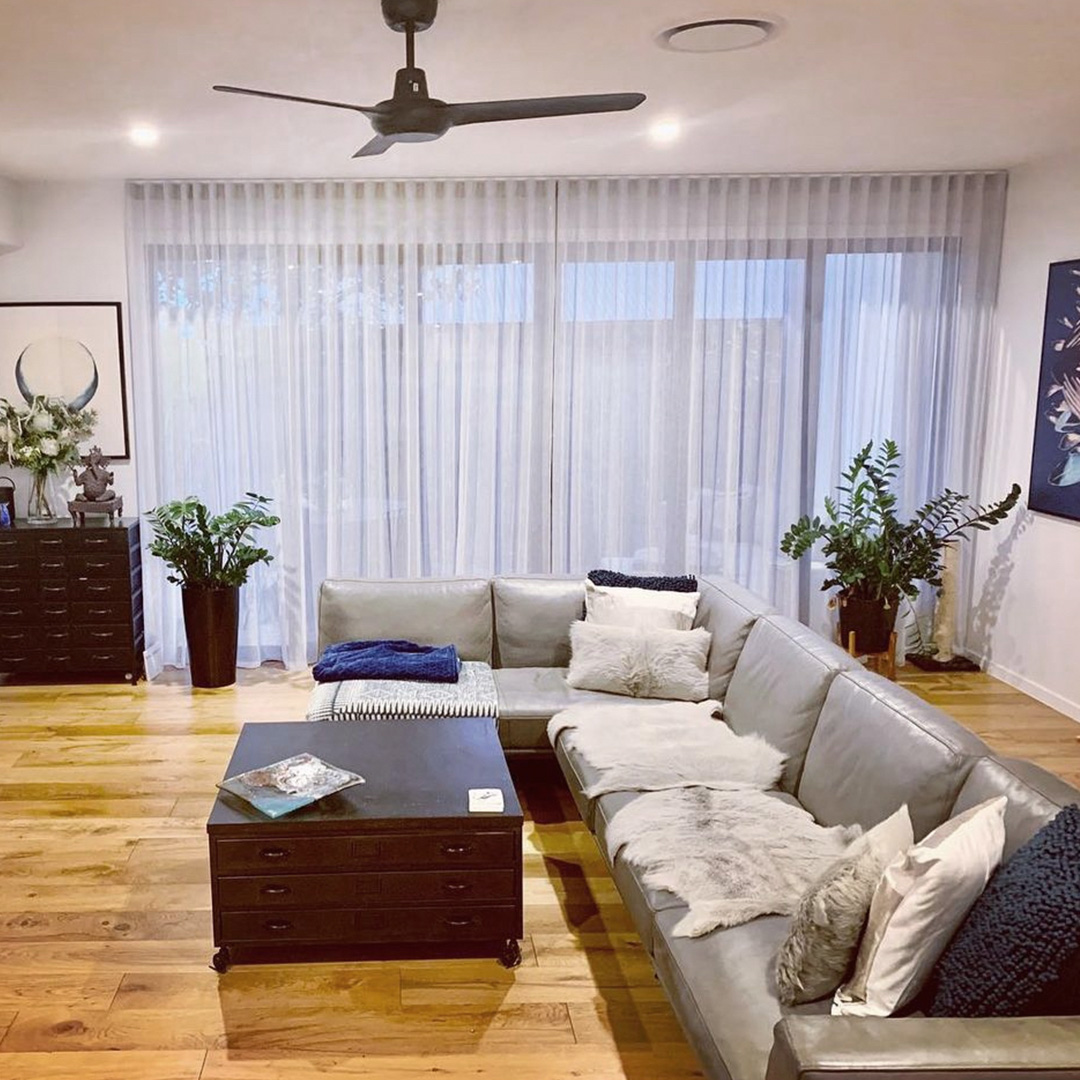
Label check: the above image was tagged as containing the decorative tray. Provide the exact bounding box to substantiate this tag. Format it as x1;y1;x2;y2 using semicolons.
217;752;365;818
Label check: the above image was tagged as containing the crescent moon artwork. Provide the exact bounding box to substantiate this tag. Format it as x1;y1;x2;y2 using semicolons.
0;302;129;459
14;336;100;410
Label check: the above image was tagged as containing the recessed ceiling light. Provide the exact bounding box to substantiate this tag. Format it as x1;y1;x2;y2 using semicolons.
657;18;777;53
649;118;683;144
128;123;160;148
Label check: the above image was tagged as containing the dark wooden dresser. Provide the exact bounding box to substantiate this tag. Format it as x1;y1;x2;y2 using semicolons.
0;518;144;682
208;718;524;970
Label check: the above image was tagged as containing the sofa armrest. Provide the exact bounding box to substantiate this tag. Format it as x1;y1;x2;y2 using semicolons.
766;1016;1080;1080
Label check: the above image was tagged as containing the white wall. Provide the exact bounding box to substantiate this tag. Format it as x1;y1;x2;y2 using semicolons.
967;152;1080;722
0;181;136;513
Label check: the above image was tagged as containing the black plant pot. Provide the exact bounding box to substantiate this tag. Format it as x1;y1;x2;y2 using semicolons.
182;585;239;688
837;592;898;654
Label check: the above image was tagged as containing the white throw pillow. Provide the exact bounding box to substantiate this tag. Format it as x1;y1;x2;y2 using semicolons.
566;621;711;701
584;581;699;631
832;795;1007;1017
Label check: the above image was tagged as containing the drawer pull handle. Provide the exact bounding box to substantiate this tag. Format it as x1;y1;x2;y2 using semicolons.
90;653;116;662
42;586;65;595
2;656;28;663
85;560;109;569
87;585;111;594
85;538;108;546
49;655;72;663
89;631;114;639
442;844;472;857
42;562;64;570
260;884;291;896
443;917;475;928
264;919;293;932
41;539;62;547
442;881;472;892
0;586;19;595
259;847;289;860
0;562;18;571
88;608;111;617
44;607;66;617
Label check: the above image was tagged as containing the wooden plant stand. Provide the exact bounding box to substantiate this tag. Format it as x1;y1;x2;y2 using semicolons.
845;630;897;681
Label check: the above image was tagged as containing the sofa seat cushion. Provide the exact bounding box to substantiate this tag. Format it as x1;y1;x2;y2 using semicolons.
652;909;830;1080
496;666;662;754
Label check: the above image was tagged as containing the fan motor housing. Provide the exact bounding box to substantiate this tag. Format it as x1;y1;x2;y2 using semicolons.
382;0;437;33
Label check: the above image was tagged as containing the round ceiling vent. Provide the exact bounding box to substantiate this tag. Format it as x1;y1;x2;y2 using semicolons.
657;18;776;53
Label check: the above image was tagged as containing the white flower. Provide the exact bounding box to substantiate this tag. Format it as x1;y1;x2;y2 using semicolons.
39;437;59;457
30;411;53;432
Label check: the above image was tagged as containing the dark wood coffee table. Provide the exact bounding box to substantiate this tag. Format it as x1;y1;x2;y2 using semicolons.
207;717;523;971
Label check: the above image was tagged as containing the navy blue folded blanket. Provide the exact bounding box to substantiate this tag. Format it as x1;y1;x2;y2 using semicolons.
313;639;461;684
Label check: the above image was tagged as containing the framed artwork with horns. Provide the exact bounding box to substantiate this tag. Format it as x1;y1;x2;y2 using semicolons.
0;302;129;460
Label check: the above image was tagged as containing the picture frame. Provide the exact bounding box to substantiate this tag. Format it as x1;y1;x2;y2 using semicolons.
1028;259;1080;522
0;301;130;460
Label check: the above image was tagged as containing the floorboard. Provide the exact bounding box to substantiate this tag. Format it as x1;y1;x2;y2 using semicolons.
0;661;1075;1079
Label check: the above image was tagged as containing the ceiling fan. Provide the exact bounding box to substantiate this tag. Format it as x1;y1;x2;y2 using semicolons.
214;0;646;158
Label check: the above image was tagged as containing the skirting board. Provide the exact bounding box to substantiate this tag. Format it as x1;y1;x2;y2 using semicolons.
967;653;1080;725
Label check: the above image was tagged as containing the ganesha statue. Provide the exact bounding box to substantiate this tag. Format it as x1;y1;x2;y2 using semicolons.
69;446;123;523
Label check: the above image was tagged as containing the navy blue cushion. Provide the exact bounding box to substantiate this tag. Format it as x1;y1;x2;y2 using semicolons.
926;804;1080;1017
587;569;697;593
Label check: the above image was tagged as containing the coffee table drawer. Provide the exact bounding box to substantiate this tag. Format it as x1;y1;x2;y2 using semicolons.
221;909;354;943
214;831;516;873
217;868;518;910
354;904;519;943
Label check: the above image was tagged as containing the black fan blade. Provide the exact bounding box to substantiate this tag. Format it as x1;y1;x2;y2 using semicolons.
213;85;380;116
445;92;645;127
353;134;397;158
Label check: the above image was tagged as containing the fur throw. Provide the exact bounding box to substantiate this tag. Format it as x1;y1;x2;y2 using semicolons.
607;787;860;937
548;700;785;798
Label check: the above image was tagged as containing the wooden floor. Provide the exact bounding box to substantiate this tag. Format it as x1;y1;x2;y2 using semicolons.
0;666;1075;1080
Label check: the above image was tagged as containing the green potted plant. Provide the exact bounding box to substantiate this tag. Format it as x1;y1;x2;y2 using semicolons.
780;441;1020;653
146;493;280;688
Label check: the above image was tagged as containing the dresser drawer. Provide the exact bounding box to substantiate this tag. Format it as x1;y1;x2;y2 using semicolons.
0;650;41;672
77;625;132;649
0;580;36;602
220;909;354;943
68;576;129;600
0;534;20;553
217;868;518;910
0;556;38;578
0;627;39;649
72;599;132;622
214;831;517;873
69;529;136;551
67;553;131;577
72;646;134;670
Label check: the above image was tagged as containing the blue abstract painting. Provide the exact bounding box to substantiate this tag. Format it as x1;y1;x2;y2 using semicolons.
1030;259;1080;521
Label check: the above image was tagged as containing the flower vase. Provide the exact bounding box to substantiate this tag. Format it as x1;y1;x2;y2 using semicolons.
26;470;58;523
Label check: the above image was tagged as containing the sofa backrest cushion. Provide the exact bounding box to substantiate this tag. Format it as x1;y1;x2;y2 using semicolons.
317;578;493;662
695;576;775;701
723;614;858;793
492;576;585;668
951;756;1080;861
798;670;988;841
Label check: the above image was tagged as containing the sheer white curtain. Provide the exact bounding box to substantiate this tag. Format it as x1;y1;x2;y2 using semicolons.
552;174;1007;634
127;180;555;674
126;173;1006;672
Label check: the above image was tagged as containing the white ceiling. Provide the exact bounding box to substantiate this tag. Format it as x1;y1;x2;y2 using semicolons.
1;0;1078;181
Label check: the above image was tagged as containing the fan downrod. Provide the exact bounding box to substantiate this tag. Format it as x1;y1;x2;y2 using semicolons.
381;0;437;34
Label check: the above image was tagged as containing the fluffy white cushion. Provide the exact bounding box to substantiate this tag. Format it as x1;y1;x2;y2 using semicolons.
584;581;699;630
833;796;1007;1017
776;805;914;1005
566;621;711;701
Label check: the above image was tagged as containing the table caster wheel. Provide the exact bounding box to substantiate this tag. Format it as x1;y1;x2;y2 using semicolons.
210;946;232;973
498;938;522;969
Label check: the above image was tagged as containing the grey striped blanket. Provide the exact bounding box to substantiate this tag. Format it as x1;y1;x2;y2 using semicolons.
307;660;499;722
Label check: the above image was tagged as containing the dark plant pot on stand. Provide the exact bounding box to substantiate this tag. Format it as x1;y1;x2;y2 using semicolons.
182;585;240;688
837;591;898;654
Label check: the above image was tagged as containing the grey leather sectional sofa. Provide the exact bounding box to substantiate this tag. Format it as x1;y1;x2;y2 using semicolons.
317;574;1080;1080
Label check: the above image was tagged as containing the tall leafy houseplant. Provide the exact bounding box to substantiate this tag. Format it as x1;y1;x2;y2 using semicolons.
147;494;280;687
781;441;1020;652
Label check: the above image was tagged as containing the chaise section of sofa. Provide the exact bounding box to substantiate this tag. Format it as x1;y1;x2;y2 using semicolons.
548;581;1080;1080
